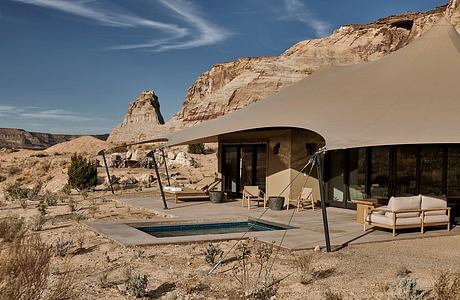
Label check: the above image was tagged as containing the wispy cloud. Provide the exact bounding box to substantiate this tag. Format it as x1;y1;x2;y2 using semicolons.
281;0;331;38
0;105;92;121
13;0;230;51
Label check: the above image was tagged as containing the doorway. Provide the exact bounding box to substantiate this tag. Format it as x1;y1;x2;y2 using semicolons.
221;144;267;197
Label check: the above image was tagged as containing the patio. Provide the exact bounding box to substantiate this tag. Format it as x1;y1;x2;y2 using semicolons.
86;191;460;250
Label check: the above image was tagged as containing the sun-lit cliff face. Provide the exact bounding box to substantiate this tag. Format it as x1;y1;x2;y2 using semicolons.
166;1;458;130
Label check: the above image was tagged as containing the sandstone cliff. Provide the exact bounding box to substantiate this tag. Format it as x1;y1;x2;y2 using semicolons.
108;90;165;144
167;1;459;130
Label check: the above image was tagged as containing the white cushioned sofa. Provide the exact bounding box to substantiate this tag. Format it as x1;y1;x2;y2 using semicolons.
364;195;451;236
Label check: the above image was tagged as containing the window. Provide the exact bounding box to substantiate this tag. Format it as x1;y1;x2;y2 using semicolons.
395;146;418;196
348;148;367;200
420;147;444;195
447;147;460;197
370;147;390;199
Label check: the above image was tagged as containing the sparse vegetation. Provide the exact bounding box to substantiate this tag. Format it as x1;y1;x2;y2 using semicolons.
188;143;205;154
0;215;27;242
294;253;314;284
324;289;343;300
126;272;149;298
203;243;223;265
29;213;46;231
390;278;427;300
67;154;97;191
54;236;74;257
0;234;77;300
430;270;460;300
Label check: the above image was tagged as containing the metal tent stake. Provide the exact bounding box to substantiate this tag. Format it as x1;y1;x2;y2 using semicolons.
315;152;331;252
101;151;114;194
151;150;168;210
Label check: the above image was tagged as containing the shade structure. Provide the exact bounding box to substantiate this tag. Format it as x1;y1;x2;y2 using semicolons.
167;18;460;150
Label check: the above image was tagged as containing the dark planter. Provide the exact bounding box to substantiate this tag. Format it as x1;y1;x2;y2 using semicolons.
268;196;285;210
209;191;224;203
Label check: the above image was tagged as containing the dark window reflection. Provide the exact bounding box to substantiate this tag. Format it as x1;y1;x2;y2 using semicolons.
395;146;418;196
420;147;443;195
370;147;390;199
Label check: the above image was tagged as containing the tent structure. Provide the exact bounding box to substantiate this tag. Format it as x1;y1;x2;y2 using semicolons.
167;18;460;150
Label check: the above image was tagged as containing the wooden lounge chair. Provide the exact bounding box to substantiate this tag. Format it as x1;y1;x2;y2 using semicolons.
286;187;315;211
242;186;266;209
164;177;222;203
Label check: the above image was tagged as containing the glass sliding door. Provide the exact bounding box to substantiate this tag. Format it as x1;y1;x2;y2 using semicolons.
348;148;367;200
447;147;460;197
420;147;444;196
222;144;266;197
370;147;390;199
395;146;418;196
326;150;346;206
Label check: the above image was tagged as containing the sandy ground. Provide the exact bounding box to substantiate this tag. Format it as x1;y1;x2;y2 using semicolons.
1;146;460;299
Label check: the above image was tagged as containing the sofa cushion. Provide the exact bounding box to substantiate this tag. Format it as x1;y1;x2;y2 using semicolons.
372;205;387;215
421;195;448;216
423;215;449;223
366;213;421;226
385;195;421;218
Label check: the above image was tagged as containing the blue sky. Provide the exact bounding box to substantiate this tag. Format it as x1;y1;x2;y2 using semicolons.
0;0;444;134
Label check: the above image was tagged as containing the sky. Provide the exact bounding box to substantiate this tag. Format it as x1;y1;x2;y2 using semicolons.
0;0;446;134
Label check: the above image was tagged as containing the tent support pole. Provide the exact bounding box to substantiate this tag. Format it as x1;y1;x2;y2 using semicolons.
101;151;114;195
315;152;331;252
151;150;168;210
160;148;171;186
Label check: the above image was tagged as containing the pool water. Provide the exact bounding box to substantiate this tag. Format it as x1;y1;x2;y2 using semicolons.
135;220;286;238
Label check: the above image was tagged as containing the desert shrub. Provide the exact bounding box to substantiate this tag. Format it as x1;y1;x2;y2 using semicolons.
188;143;205;154
294;253;314;284
0;215;27;242
431;270;460;300
3;181;30;201
54;236;74;257
126;273;149;298
67;154;97;191
99;271;110;288
30;152;48;158
0;234;76;300
203;243;223;266
0;175;6;183
38;200;48;216
391;278;427;300
324;289;343;300
29;213;46;231
232;240;280;298
61;183;71;195
67;198;76;212
43;191;58;206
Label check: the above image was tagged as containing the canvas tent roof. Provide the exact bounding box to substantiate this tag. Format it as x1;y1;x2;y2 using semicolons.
167;19;460;150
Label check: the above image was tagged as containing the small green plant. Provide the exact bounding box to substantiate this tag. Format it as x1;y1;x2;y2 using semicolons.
67;154;97;191
54;236;74;257
0;215;27;242
38;200;48;216
68;198;76;212
431;270;460;300
188;143;205;154
29;213;46;231
391;278;427;300
324;289;343;300
203;243;223;265
126;273;149;298
253;276;279;300
3;182;29;201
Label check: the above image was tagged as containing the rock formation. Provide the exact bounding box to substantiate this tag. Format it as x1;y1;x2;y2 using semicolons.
166;1;459;130
108;90;165;144
0;128;108;150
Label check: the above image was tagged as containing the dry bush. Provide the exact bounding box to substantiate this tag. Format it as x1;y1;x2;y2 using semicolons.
324;289;343;300
0;174;6;183
8;166;23;176
54;236;74;257
0;235;77;300
431;270;460;300
294;253;314;284
0;215;27;242
29;214;46;231
231;240;280;299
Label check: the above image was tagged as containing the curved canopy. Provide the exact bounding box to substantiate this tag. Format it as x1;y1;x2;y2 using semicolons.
167;19;460;150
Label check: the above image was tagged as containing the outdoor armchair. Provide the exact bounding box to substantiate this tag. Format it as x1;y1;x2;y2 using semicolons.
242;186;266;209
286;187;315;211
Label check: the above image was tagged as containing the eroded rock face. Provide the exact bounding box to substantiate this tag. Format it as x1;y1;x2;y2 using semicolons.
108;90;165;144
166;2;459;130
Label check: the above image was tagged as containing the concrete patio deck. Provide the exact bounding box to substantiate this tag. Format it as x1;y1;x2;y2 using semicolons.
86;191;460;250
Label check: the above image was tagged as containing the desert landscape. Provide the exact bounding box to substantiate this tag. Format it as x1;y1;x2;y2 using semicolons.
2;0;460;299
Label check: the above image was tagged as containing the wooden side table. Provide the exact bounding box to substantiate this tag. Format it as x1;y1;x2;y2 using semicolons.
352;199;380;224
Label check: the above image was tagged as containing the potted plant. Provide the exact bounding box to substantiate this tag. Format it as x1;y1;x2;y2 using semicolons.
209;190;224;203
268;196;284;210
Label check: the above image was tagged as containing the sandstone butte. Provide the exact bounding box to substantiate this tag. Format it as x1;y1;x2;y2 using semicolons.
108;1;460;146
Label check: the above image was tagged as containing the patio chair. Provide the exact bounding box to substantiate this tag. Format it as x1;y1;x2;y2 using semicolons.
286;187;314;211
164;176;222;203
242;186;266;209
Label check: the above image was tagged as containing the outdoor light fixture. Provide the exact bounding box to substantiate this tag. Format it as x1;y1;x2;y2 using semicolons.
273;143;280;155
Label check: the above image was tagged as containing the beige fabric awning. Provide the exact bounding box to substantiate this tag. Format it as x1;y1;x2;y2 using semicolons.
167;19;460;150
